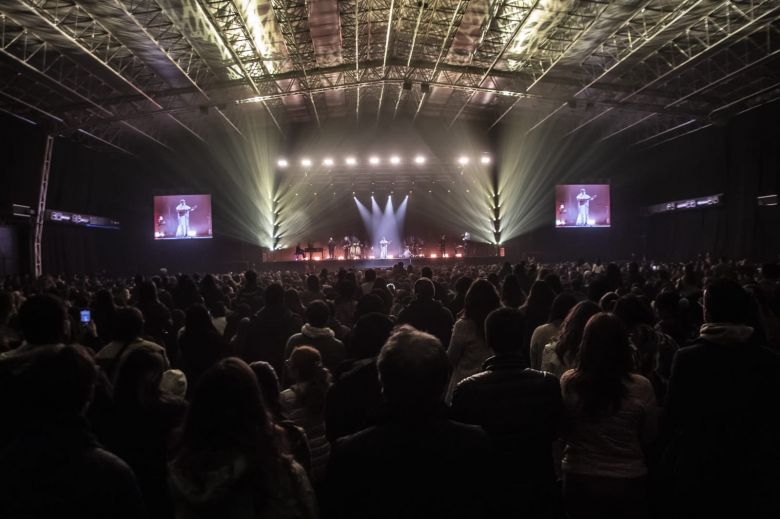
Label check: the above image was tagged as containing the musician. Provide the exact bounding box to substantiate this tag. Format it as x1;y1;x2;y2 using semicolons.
328;237;336;259
576;188;596;226
379;237;389;259
440;235;446;257
295;243;305;261
462;232;471;257
342;236;350;259
175;199;194;237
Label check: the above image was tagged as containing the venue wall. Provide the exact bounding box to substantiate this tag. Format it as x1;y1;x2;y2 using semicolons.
1;99;778;275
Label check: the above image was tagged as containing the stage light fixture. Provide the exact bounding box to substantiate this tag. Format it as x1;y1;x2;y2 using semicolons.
390;156;401;165
414;155;426;164
277;159;288;168
301;158;312;167
345;156;357;166
480;155;491;164
369;156;380;165
458;156;469;165
323;157;334;166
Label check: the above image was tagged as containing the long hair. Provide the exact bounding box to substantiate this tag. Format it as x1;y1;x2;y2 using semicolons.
175;358;281;510
287;346;331;415
113;347;167;410
500;274;526;308
521;280;556;328
566;313;635;418
182;304;218;336
178;357;277;456
463;279;501;336
555;301;601;367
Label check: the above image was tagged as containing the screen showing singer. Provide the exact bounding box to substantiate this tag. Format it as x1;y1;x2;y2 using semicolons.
154;194;213;240
555;184;611;228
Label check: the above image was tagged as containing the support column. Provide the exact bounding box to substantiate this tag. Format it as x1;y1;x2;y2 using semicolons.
491;163;501;256
33;134;55;277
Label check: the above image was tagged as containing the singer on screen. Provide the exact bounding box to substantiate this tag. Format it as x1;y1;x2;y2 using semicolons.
175;199;195;237
576;188;596;226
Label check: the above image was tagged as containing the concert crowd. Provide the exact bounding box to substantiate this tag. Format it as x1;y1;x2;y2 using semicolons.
1;257;779;519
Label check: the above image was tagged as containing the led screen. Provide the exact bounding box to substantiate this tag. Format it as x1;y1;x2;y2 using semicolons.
555;184;610;228
154;194;212;240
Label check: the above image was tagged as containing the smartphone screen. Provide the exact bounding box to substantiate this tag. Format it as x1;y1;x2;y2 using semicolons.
80;310;91;323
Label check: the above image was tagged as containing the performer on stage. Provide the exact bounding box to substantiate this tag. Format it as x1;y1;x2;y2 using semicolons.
328;237;336;259
379;237;389;259
295;243;305;261
576;188;596;226
342;236;350;259
440;235;446;257
462;232;471;257
175;199;195;237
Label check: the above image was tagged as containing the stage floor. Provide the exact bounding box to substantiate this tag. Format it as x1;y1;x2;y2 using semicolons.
261;256;504;271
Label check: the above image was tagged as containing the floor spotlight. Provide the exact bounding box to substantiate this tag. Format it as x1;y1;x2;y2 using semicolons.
323;157;334;166
480;155;491;165
390;156;401;165
301;158;312;167
345;156;357;166
277;158;288;168
414;155;426;164
369;156;380;165
458;156;469;165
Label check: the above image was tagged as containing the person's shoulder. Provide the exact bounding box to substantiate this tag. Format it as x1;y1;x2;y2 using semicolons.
83;445;138;481
559;368;576;385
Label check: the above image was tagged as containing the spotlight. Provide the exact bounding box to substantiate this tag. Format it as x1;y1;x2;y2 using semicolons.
345;156;357;166
323;157;334;166
277;158;288;168
414;155;426;164
480;155;491;165
301;158;312;167
390;156;401;165
458;156;469;165
369;156;380;165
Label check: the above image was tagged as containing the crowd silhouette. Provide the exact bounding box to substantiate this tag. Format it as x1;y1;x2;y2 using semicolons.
1;257;779;518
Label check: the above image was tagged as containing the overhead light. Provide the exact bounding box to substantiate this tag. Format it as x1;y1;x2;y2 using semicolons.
458;156;469;165
345;156;357;166
277;158;288;168
369;156;380;165
323;157;334;166
414;155;426;164
480;155;491;165
390;156;401;165
301;158;312;167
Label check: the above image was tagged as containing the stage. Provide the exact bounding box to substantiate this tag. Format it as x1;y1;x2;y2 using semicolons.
259;255;506;272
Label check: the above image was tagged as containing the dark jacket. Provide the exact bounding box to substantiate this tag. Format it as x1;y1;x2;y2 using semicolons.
0;416;145;519
326;410;492;519
663;332;780;517
244;305;303;378
450;355;562;516
396;299;454;347
324;358;386;443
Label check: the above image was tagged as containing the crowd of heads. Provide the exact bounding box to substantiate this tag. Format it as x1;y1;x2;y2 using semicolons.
1;255;779;518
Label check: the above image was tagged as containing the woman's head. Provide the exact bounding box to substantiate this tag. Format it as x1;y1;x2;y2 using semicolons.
180;357;271;452
464;279;501;332
184;304;216;334
286;346;331;414
568;313;635;418
113;347;168;408
500;274;525;308
306;275;320;292
287;346;325;383
555;300;601;366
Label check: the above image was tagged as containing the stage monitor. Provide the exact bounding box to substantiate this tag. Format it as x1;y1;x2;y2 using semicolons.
555;184;611;228
154;194;212;240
